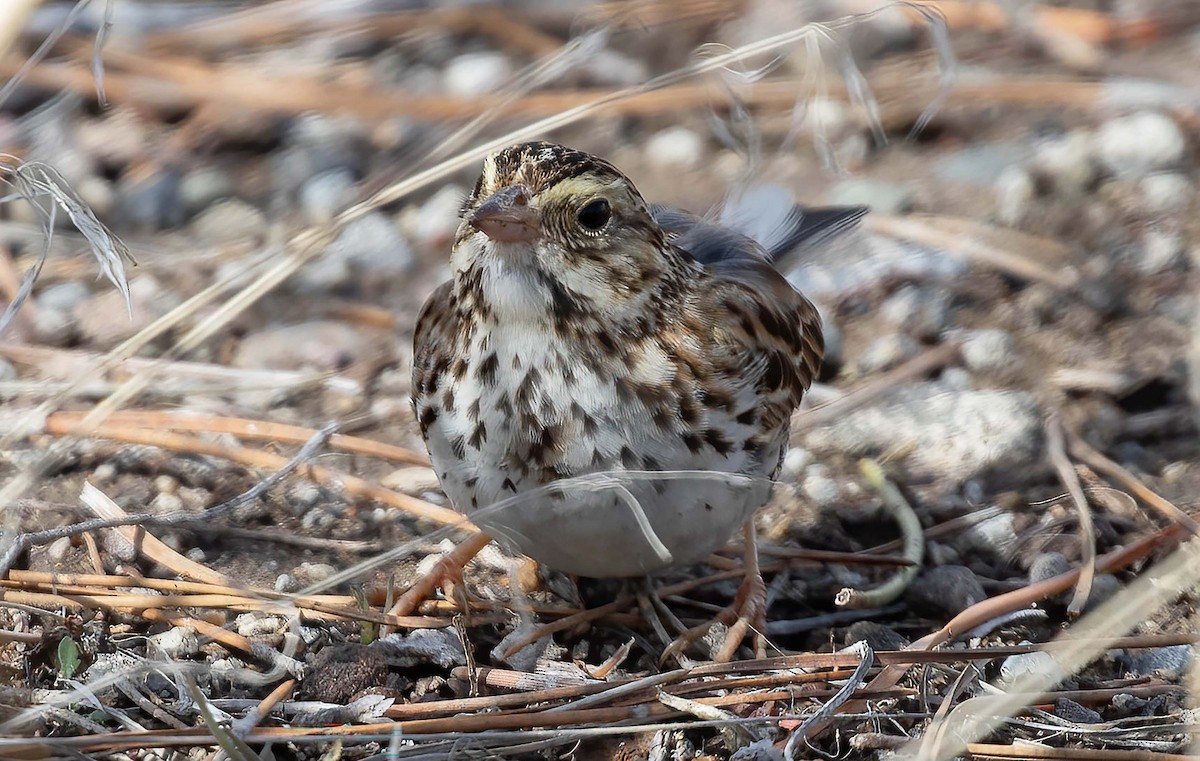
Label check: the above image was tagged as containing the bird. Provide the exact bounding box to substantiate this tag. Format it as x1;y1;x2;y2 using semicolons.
411;141;865;660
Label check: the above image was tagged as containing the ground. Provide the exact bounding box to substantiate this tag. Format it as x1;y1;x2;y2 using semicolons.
1;1;1199;759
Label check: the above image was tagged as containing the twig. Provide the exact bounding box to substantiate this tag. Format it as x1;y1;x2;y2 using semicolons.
835;460;923;609
965;744;1191;761
1045;413;1096;618
784;640;875;760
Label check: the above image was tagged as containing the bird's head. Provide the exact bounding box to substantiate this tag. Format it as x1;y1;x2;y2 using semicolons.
452;142;684;324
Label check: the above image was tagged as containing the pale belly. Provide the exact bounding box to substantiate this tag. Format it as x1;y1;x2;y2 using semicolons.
422;329;781;578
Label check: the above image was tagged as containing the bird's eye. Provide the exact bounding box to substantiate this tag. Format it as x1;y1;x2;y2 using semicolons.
576;199;611;231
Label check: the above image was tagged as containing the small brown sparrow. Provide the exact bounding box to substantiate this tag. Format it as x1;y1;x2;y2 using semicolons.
412;142;864;658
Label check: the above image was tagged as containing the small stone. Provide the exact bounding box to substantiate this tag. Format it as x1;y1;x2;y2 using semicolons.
800;465;840;506
937;142;1028;186
190;199;266;243
960;329;1016;373
154;475;179;494
1032;131;1095;195
828;178;915;214
583;49;649;86
1138;229;1186;274
843;621;909;651
73;275;174;349
233;320;376;372
37;281;90;312
150;492;183;513
235;613;286;638
300;168;357;224
46;536;73;563
1055;697;1102;724
1095;111;1186;177
443;52;512;97
116;167;184;230
1123;645;1192;679
805;385;1042;482
963;513;1018;558
995;166;1036;226
855;333;920;374
645;126;705;171
907;565;986;619
404;184;467;251
781;447;814;478
1000;650;1066;687
31;306;76;346
286;482;323;515
179;167;236;216
147;626;199;660
274;573;297;593
293;562;337;586
1029;551;1070;584
1084;574;1121;611
374;629;467;669
879;285;950;339
939;367;972;391
0;358;15;382
1138;172;1194;215
185;548;205;563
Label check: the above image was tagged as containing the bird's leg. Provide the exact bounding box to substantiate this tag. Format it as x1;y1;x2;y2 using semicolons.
660;517;767;663
388;532;493;617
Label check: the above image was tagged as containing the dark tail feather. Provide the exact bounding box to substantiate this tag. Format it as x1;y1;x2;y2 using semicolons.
766;205;869;262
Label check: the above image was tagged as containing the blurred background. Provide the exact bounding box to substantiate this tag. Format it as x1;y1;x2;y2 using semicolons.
4;0;1200;757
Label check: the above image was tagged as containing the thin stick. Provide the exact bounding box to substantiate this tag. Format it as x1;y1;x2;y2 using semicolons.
1046;413;1096;617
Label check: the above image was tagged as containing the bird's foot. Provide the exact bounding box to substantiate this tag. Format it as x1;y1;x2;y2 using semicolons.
660;567;767;664
388;532;492;618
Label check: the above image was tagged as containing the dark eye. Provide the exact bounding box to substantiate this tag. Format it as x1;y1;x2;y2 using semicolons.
577;199;611;231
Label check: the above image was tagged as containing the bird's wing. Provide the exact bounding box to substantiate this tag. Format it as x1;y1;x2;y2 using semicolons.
650;197;867;266
411;280;458;439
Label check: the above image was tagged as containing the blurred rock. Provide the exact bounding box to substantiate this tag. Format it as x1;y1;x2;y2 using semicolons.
190;198;266;243
800;464;840;506
1094;111;1186;176
179;166;237;216
804;384;1042;481
1138;172;1194;215
907;565;986;619
1084;573;1122;611
147;626;199;660
1055;697;1102;724
645;126;704;171
233;320;376;372
300;212;413;292
74;275;174;348
74;111;148;168
855;333;920;374
0;357;15;382
879;285;950;339
1028;551;1070;584
937;142;1027;186
781;447;813;478
1137;229;1186;274
828;178;915;214
843;621;909;651
959;329;1016;373
37;281;89;312
963;512;1018;558
375;629;467;669
1000;650;1066;686
1031;131;1095;195
301;168;357;224
116;166;184;230
294;562;337;586
1123;645;1192;679
443;52;512;97
994;166;1035;226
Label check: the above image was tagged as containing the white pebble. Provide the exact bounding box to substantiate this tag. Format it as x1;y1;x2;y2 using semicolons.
443;52;512;97
1095;111;1186;176
781;447;814;477
645;126;704;171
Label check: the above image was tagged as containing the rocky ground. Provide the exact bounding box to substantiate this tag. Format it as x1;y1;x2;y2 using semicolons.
2;1;1200;760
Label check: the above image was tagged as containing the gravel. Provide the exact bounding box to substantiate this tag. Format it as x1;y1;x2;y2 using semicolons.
1094;111;1187;177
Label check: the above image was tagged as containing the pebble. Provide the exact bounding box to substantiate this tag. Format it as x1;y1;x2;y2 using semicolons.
879;285;951;340
1084;573;1121;611
375;629;467;669
404;184;467;252
799;464;840;506
1123;645;1192;679
994;166;1036;226
963;512;1018;558
293;562;337;586
855;333;920;374
828;178;916;214
37;281;90;312
185;548;205;563
1031;130;1095;195
804;385;1042;481
297;643;390;703
234;613;286;638
285;481;323;516
1028;551;1071;584
73;275;174;349
300;168;357;224
150;492;183;513
314;211;413;287
645;126;704;171
443;52;512;97
115;167;184;230
0;358;14;382
907;565;986;619
189;198;267;243
147;626;199;660
584;48;649;86
843;621;909;651
45;536;73;564
999;650;1066;687
274;573;297;593
178;166;236;216
31;306;76;346
781;447;814;478
1138;172;1194;215
1094;111;1186;176
1137;229;1185;274
233;320;376;372
960;329;1016;373
1055;697;1102;724
937;142;1028;186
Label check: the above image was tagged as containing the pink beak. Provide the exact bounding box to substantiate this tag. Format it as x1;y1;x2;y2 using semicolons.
470;185;538;243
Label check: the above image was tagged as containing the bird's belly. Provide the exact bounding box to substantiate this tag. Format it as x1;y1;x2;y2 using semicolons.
423;338;779;577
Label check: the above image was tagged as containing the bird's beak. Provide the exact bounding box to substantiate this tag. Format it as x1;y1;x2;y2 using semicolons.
469;185;538;243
